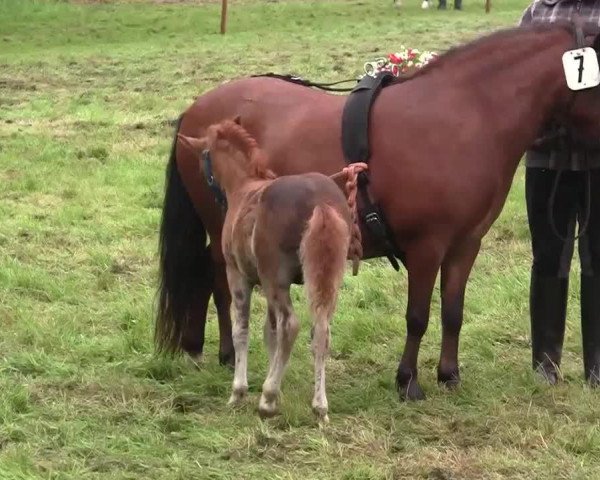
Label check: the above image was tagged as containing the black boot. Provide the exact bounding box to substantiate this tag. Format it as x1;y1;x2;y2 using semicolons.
454;0;462;9
438;0;447;9
530;272;568;384
581;274;600;386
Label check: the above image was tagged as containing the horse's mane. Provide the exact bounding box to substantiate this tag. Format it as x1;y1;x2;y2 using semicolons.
212;120;277;180
392;22;576;84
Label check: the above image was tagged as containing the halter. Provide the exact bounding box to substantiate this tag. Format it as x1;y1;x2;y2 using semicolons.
202;149;228;210
546;15;593;243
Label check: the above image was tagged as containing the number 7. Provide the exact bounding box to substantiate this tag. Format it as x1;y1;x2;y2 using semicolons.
575;54;585;83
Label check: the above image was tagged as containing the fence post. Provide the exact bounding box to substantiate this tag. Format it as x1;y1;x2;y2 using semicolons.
221;0;228;34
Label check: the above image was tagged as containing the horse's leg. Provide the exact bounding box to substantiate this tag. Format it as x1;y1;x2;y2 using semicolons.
181;285;213;366
210;243;235;367
259;287;300;418
226;266;252;405
437;239;481;388
396;242;443;401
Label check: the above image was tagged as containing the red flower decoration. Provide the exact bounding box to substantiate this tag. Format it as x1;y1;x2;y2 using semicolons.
389;53;402;64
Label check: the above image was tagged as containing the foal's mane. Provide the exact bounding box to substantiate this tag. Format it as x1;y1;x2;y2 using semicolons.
393;22;576;83
213;120;276;180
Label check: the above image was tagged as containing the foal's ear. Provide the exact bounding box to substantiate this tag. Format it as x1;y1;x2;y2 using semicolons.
177;133;207;154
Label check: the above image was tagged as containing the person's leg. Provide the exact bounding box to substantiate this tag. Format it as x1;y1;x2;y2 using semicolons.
578;169;600;385
526;167;577;383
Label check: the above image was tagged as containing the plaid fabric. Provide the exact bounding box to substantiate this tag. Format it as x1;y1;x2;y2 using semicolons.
521;0;600;170
520;0;600;27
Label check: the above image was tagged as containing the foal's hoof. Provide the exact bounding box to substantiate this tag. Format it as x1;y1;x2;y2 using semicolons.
534;362;561;385
218;349;235;368
258;404;279;419
437;369;461;390
312;406;330;425
317;414;330;428
228;388;247;406
258;392;279;419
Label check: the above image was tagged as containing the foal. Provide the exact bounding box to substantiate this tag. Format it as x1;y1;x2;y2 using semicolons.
178;118;364;422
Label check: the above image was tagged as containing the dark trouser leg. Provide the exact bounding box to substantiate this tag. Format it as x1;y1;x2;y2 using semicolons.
438;0;447;9
529;275;568;383
454;0;462;9
580;275;600;384
578;169;600;385
526;168;578;382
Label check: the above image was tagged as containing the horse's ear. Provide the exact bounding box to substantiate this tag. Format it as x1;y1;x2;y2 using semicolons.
232;115;242;125
177;133;206;153
593;32;600;52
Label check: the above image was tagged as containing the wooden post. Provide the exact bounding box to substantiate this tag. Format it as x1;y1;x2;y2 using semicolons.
485;0;491;13
220;0;228;34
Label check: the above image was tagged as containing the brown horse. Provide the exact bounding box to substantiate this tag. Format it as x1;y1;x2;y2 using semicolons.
156;23;600;400
177;118;365;422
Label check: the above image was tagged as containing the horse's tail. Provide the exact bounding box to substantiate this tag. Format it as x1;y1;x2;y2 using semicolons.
300;204;350;321
155;114;213;356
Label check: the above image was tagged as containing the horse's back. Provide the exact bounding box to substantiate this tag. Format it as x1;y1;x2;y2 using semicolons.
182;77;347;172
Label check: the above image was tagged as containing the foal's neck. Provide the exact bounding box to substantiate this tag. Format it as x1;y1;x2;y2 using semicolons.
217;151;270;199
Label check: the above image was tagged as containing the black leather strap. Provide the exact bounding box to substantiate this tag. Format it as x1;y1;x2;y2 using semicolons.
341;72;395;163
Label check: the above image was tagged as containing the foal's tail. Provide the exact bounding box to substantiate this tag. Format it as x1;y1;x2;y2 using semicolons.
300;205;350;320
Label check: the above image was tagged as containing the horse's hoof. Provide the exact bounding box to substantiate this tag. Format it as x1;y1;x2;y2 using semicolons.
219;350;235;368
437;369;460;389
535;362;561;385
398;382;426;401
396;368;426;401
186;352;204;369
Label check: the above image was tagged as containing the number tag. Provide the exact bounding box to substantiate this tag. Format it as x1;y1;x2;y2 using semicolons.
562;47;600;91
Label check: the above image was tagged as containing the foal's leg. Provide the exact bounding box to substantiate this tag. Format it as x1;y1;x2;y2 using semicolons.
311;308;331;424
226;266;252;405
397;241;443;401
263;306;277;366
259;287;300;418
438;239;481;388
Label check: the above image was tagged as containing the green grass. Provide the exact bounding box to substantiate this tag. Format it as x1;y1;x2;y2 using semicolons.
2;0;599;478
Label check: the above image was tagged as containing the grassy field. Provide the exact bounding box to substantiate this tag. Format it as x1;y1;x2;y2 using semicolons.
2;0;600;478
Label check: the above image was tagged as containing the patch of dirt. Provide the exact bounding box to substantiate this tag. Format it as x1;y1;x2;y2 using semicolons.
0;78;37;91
